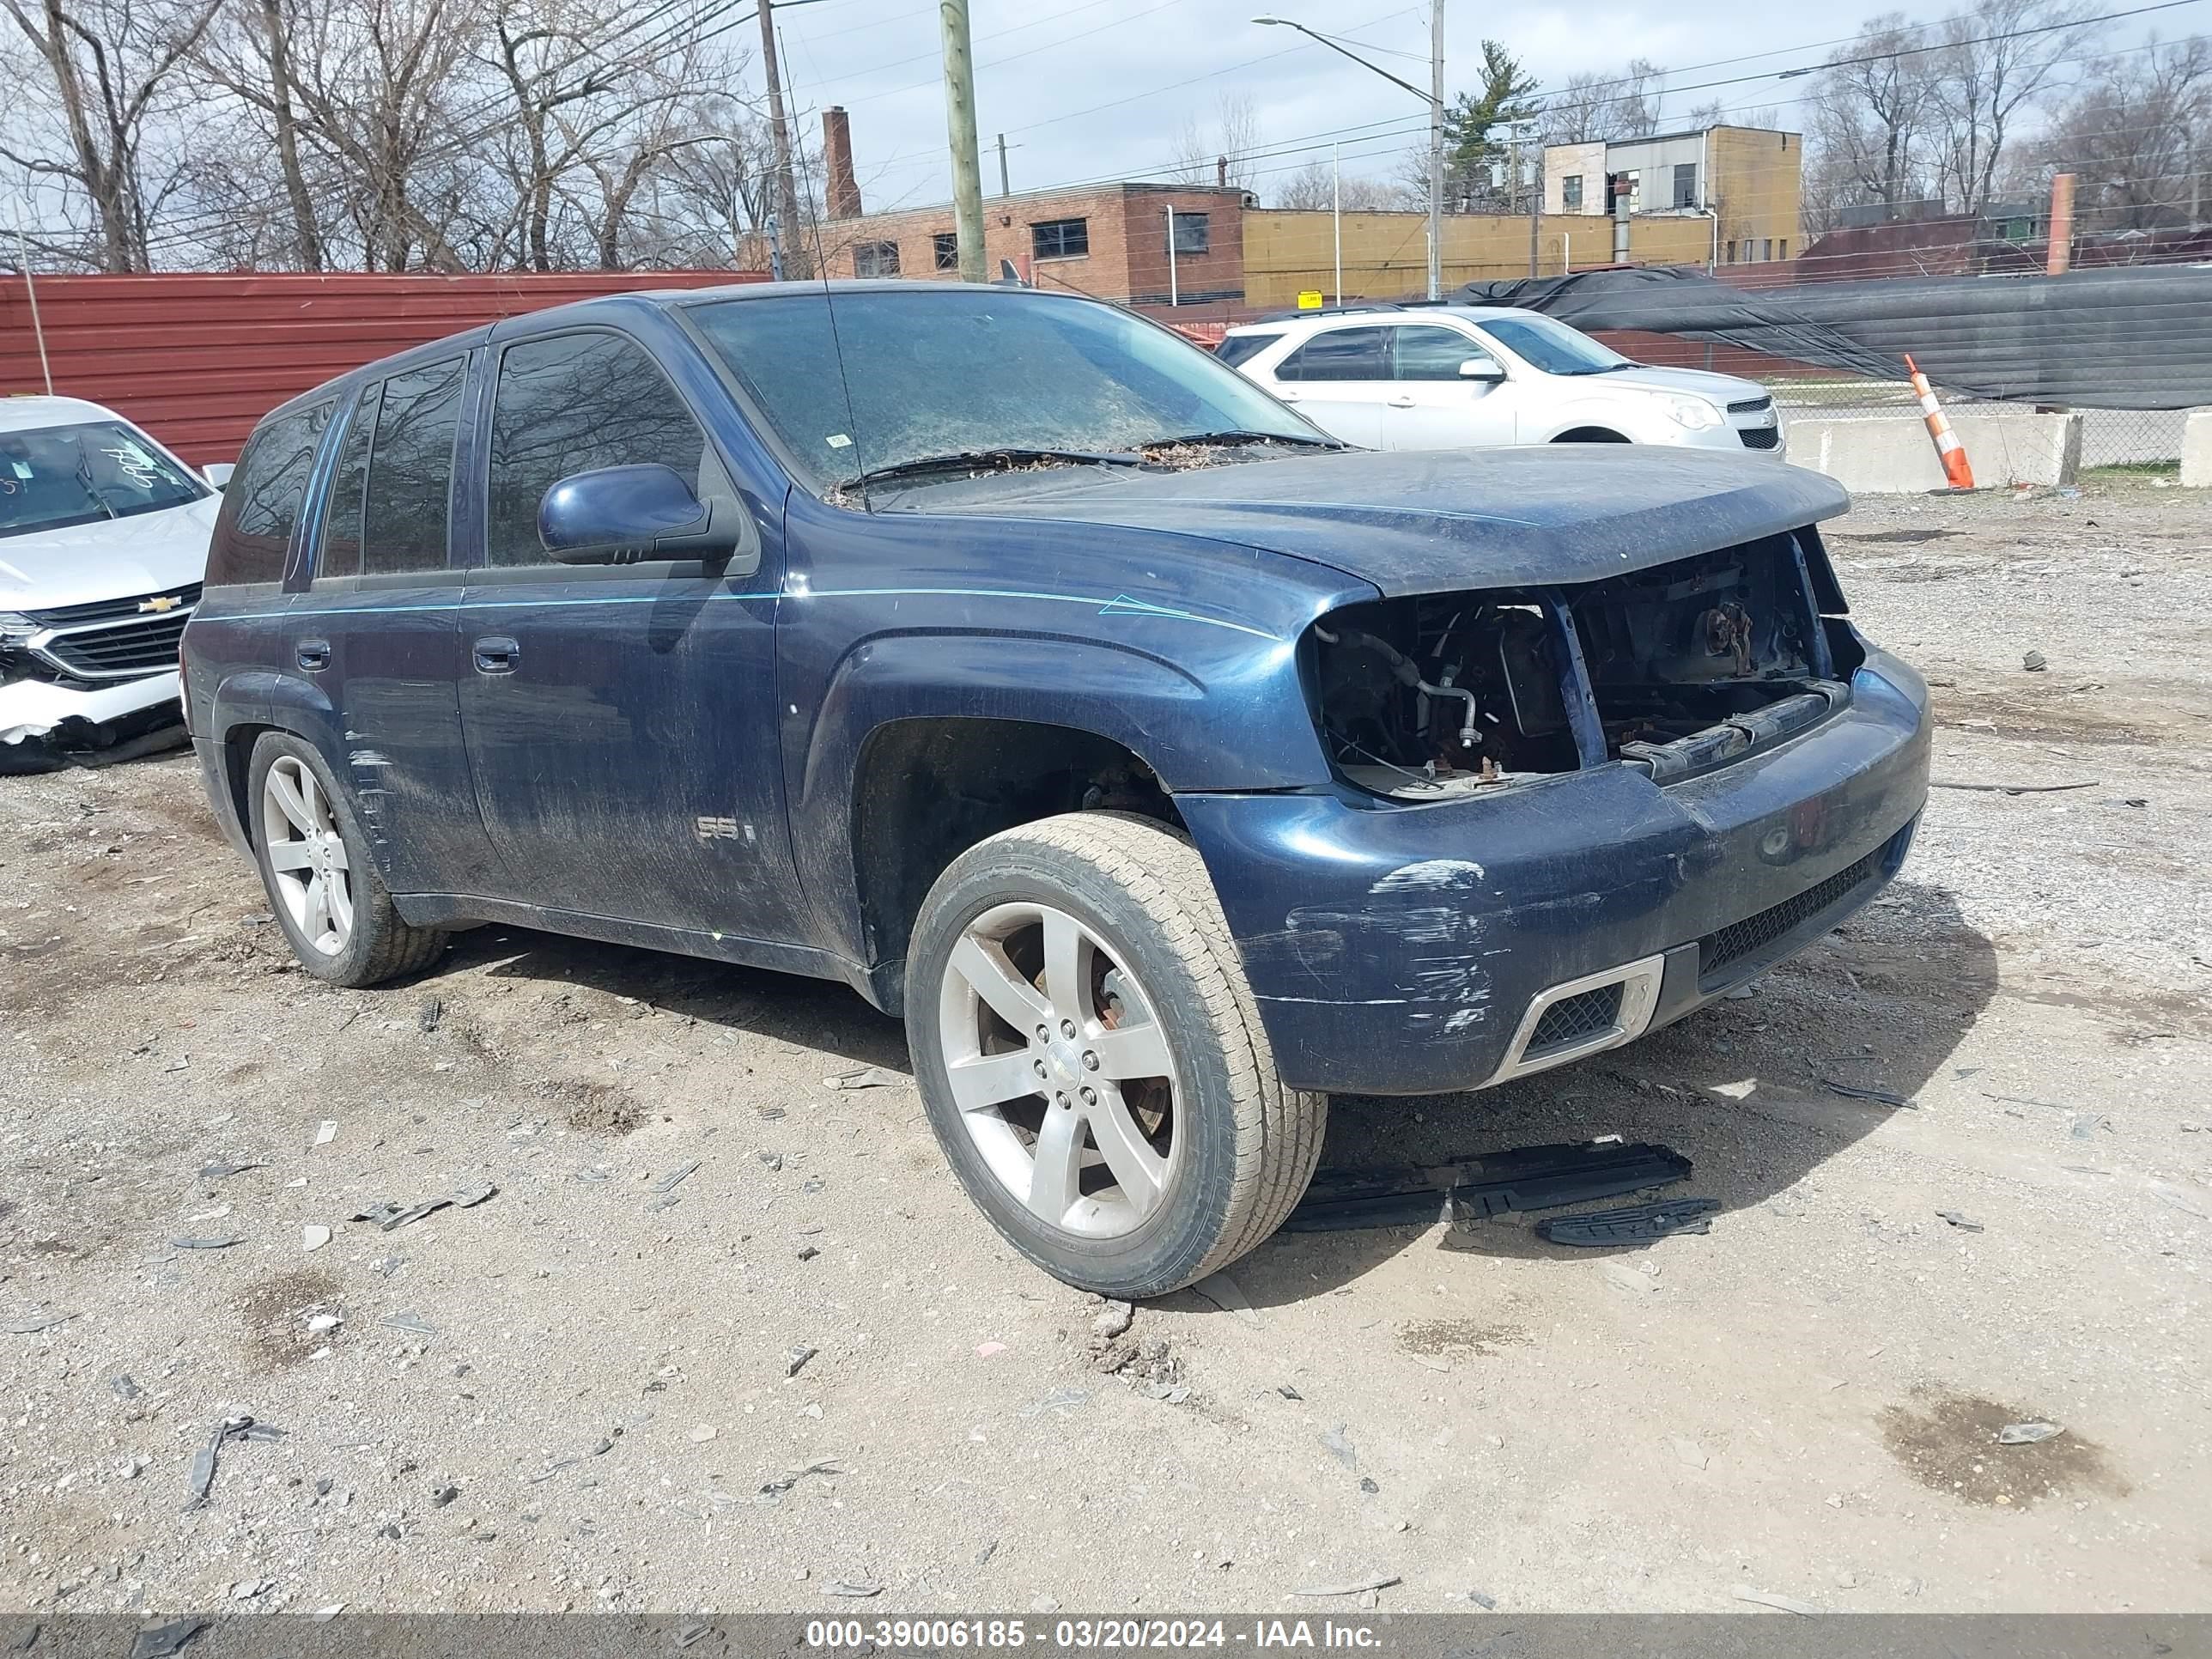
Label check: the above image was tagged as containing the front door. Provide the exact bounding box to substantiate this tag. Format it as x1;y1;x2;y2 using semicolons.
455;327;806;945
300;355;499;896
1379;325;1522;450
1266;325;1389;448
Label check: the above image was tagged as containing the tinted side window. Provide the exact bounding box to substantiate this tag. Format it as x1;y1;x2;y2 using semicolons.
1392;326;1492;381
487;332;708;568
1213;331;1281;368
206;399;332;586
315;384;379;581
1275;327;1386;382
361;358;465;576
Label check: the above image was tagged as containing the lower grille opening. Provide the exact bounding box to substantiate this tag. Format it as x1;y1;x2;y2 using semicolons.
1738;425;1781;451
1699;849;1883;984
1526;982;1624;1054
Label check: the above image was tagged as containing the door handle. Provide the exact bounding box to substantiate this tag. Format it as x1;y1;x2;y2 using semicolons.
295;638;330;672
1386;396;1416;408
472;636;520;675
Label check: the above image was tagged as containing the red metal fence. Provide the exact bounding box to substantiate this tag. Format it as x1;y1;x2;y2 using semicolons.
0;270;765;464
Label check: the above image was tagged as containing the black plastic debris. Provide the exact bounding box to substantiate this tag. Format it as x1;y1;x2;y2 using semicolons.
197;1162;264;1181
1936;1210;1985;1232
1536;1196;1721;1247
1819;1078;1913;1108
129;1618;207;1659
181;1414;283;1511
1283;1140;1692;1233
352;1183;495;1232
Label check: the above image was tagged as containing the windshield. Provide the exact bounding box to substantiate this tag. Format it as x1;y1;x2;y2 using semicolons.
1473;315;1633;376
0;420;208;539
688;289;1319;489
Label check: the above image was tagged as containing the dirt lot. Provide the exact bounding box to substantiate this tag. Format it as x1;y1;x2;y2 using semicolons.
3;481;2209;1619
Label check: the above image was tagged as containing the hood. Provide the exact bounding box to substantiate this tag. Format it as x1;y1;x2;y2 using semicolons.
0;496;219;611
1591;365;1770;405
927;445;1846;597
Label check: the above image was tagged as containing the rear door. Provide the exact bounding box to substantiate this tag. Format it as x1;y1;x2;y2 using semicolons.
1266;326;1389;447
455;326;804;942
1378;324;1521;449
299;352;498;896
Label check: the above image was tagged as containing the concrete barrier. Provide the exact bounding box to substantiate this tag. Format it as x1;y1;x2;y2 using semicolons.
1786;411;2083;493
2181;409;2212;486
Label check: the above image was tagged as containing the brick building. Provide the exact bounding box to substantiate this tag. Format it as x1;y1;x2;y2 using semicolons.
812;106;1244;305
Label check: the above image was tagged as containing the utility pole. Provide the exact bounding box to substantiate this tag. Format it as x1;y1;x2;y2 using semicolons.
1427;0;1443;301
1332;141;1342;305
1165;205;1180;306
757;0;803;278
939;0;987;283
997;132;1011;197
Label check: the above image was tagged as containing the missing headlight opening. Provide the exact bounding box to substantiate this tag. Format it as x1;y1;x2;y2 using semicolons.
1306;532;1856;798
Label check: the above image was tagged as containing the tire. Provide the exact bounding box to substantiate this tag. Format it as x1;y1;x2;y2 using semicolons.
246;731;447;988
906;811;1326;1297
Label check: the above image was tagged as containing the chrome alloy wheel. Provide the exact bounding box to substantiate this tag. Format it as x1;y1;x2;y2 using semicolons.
260;755;353;956
936;902;1181;1238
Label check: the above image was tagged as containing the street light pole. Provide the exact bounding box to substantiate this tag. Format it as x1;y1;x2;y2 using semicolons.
1255;14;1443;301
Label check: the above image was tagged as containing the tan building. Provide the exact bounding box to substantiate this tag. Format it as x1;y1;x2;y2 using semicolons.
1540;125;1803;267
1240;210;1715;310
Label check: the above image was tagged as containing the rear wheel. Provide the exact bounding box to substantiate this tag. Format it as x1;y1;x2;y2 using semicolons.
247;731;447;988
906;811;1325;1297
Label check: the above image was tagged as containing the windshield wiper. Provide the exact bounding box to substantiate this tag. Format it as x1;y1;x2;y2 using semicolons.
1145;429;1342;450
851;447;1140;487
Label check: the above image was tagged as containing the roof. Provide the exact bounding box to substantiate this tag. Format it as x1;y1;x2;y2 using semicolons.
0;393;125;434
1224;305;1542;334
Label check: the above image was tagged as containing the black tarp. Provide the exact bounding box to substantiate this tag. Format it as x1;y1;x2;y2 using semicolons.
1455;264;2212;410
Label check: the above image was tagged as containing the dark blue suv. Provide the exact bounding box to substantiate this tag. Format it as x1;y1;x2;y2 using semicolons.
181;281;1928;1296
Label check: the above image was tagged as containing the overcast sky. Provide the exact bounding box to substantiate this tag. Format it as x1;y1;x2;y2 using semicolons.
769;0;1921;213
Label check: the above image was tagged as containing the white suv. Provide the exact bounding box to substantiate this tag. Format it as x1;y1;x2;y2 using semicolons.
2;396;226;771
1218;305;1784;458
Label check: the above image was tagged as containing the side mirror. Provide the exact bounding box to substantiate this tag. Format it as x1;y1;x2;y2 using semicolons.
203;462;234;489
538;464;757;569
1459;358;1507;383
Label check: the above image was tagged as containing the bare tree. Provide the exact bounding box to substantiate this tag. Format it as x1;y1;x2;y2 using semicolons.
1539;58;1662;147
1925;0;2085;215
1271;156;1414;210
0;0;222;270
2035;34;2211;231
1801;12;1941;227
1169;92;1260;191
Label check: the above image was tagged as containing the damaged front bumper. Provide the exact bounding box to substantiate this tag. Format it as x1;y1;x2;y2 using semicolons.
1;670;185;765
1178;643;1929;1096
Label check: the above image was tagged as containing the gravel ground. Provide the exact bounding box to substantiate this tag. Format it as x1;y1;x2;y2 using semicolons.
3;480;2208;1619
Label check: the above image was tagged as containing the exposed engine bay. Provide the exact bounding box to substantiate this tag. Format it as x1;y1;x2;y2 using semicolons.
1306;533;1854;797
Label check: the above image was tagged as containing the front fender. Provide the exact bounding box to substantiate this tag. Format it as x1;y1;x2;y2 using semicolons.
1535;399;1673;444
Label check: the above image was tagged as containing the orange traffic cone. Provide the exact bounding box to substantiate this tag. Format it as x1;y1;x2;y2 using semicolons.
1904;354;1975;490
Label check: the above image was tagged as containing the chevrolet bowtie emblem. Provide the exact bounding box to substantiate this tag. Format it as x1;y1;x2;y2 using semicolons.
138;595;179;613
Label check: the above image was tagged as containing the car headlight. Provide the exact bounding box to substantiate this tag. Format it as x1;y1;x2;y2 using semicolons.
0;611;37;644
1658;394;1724;431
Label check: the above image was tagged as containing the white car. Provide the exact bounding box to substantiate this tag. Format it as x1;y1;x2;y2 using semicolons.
1;395;227;771
1218;305;1784;457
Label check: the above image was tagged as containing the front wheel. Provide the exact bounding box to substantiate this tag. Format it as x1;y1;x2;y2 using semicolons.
906;811;1326;1297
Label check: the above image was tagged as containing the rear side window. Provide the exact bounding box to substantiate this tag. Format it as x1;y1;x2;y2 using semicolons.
206;400;332;586
1213;331;1280;368
486;331;708;568
315;384;379;581
1391;325;1493;381
1275;327;1387;382
360;357;465;575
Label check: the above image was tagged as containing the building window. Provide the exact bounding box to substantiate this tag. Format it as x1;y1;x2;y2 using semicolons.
1170;210;1208;254
1561;173;1583;210
1724;240;1735;263
932;232;958;271
1778;237;1789;259
1031;217;1089;259
853;240;900;277
1760;238;1773;261
1672;161;1698;209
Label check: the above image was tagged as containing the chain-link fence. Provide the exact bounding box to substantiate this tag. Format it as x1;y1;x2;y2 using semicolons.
1765;378;2186;471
